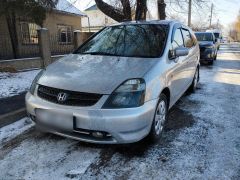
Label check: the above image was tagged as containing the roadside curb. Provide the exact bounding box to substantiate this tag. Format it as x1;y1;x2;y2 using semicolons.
0;108;26;128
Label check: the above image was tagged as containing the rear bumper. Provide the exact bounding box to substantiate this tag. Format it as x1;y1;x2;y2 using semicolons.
25;92;158;144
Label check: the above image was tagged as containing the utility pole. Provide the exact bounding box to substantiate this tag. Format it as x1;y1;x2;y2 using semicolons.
209;3;214;28
188;0;192;27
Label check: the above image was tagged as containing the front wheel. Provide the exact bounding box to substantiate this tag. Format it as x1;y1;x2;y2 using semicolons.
214;53;217;60
148;94;168;142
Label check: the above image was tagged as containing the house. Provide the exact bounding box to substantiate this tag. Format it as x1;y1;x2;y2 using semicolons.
0;0;85;60
81;3;159;32
81;4;117;32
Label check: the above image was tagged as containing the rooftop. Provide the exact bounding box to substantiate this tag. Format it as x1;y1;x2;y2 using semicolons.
85;4;98;11
55;0;85;16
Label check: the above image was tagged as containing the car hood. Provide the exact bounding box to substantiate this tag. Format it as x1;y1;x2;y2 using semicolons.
198;41;214;47
38;54;158;94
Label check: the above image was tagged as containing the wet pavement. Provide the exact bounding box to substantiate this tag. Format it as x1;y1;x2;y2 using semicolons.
0;43;240;179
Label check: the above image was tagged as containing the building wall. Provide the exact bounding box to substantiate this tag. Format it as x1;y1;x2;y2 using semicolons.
81;10;116;32
44;12;82;55
44;11;82;35
0;12;82;60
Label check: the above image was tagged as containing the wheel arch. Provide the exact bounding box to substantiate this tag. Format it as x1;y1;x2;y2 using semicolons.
160;87;171;109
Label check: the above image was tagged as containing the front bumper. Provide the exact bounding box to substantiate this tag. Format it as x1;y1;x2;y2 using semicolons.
25;92;158;144
200;48;215;61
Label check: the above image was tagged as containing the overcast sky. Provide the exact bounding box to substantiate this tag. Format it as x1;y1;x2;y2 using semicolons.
69;0;239;28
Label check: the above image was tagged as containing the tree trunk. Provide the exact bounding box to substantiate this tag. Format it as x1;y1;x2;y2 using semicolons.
120;0;131;21
158;0;166;20
95;0;127;22
5;11;19;59
135;0;147;21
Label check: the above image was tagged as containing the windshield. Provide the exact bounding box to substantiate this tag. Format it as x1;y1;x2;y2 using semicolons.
75;24;169;58
214;33;220;39
195;33;213;41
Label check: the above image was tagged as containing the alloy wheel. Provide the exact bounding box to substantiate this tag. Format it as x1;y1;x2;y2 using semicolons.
154;100;166;135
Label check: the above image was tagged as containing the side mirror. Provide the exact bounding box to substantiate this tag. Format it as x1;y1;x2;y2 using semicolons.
175;47;189;57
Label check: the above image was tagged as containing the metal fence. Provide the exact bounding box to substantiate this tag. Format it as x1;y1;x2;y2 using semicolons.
0;32;75;60
0;25;40;60
49;33;75;56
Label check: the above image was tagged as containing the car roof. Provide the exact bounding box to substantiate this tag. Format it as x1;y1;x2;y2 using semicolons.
110;20;180;27
195;32;213;34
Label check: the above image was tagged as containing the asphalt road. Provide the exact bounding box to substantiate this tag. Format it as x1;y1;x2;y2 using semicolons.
0;92;26;115
0;43;240;179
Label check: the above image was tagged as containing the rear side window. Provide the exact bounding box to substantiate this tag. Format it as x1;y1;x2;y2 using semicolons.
182;29;194;48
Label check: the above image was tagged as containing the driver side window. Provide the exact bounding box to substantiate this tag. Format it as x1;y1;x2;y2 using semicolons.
169;28;184;59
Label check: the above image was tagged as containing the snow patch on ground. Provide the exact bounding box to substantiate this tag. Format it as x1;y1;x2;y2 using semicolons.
0;118;34;146
0;133;100;179
0;70;40;98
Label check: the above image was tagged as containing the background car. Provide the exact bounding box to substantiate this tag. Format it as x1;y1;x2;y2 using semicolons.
26;20;200;144
206;29;222;50
195;32;218;65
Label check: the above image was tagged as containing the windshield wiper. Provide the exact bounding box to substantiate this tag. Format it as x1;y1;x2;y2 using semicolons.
81;52;118;56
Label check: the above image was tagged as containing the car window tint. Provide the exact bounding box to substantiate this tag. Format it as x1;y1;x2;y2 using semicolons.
182;29;194;48
172;28;184;50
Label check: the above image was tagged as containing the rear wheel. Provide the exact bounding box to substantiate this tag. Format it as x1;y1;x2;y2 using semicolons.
148;94;168;142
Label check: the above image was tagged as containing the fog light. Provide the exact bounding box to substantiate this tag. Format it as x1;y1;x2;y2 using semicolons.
92;132;104;138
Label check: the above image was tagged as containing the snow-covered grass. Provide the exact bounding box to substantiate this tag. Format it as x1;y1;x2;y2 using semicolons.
0;69;40;98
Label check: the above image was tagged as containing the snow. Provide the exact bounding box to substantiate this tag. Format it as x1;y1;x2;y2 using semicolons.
0;118;34;146
0;69;40;98
0;118;100;179
56;0;85;16
0;44;239;179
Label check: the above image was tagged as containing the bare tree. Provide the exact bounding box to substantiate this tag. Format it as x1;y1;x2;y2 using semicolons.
95;0;147;21
158;0;166;20
95;0;210;23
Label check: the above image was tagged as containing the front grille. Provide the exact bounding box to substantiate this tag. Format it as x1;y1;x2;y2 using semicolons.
37;85;102;106
200;47;206;52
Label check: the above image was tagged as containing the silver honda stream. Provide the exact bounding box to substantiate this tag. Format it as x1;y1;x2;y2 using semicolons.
26;20;200;144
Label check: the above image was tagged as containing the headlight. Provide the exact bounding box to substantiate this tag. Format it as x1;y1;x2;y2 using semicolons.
205;46;214;49
103;79;145;108
29;70;44;95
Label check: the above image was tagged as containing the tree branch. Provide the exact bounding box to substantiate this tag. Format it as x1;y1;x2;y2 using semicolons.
95;0;126;22
120;0;131;20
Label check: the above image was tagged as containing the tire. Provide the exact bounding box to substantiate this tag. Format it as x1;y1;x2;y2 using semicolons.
209;61;213;65
214;53;217;60
148;94;168;142
189;67;199;93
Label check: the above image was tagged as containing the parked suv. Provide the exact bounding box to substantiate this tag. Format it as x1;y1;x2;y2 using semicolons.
195;32;218;65
26;20;200;144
